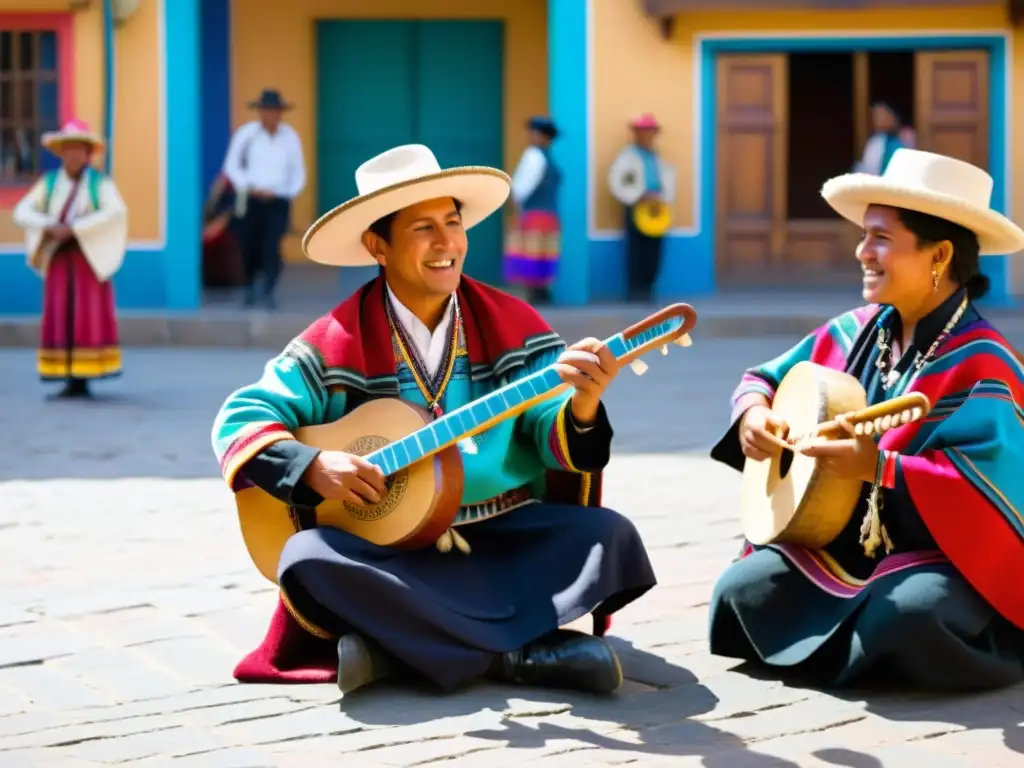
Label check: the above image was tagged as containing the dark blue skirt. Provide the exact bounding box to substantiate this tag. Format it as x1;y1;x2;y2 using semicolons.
278;502;656;689
709;546;1024;691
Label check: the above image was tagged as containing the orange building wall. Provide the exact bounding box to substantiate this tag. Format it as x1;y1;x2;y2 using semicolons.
231;0;549;263
0;0;163;247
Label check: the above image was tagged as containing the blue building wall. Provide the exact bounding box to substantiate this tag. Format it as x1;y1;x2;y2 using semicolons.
0;0;202;316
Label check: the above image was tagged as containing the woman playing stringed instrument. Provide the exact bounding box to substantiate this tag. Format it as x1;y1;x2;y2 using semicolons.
708;149;1024;691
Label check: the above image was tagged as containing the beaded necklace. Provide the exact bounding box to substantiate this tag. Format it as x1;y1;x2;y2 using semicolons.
873;295;969;391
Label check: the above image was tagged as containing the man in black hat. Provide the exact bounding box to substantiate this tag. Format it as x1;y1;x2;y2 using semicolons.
222;89;307;309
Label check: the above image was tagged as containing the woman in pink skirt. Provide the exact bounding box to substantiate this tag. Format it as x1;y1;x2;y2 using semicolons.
503;116;561;305
12;119;128;399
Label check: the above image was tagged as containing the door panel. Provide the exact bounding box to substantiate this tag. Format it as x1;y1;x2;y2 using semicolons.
715;54;788;285
316;21;417;215
316;20;505;289
915;50;989;169
416;21;505;286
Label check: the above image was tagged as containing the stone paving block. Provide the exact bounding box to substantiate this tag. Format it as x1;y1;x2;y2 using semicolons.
132;636;242;688
690;671;814;721
26;593;154;622
0;608;38;630
0;663;112;711
181;695;311;729
0;627;94;667
49;647;193;702
65;607;204;648
160;746;278;768
0;710;79;740
0;712;190;751
193;607;278;652
917;726;1023;760
212;704;365;747
146;586;250;618
691;696;871;743
610;614;710;647
372;736;512;766
45;725;226;764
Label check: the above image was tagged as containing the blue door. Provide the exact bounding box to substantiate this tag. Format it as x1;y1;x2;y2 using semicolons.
316;19;506;289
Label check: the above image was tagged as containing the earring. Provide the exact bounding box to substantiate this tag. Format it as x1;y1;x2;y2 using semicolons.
932;265;940;290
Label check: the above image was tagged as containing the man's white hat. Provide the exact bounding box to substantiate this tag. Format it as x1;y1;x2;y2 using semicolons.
303;144;511;267
821;149;1024;255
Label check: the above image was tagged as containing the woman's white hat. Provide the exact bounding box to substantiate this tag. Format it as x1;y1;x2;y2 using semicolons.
41;119;105;153
303;144;511;267
821;148;1024;256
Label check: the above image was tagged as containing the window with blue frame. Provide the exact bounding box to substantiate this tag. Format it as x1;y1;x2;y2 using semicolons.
0;30;60;183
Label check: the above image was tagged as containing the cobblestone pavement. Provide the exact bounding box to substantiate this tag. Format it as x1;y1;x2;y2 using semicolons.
1;336;1022;767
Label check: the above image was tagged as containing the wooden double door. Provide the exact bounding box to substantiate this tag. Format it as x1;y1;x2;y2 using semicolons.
715;50;990;287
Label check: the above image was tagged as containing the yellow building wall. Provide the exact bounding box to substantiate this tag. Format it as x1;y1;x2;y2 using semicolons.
0;0;162;246
231;0;548;264
592;3;1024;294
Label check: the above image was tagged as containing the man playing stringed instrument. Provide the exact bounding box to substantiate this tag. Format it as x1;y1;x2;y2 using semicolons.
212;144;656;696
708;149;1024;690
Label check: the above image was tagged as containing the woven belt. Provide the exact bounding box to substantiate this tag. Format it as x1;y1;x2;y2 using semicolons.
454;485;537;526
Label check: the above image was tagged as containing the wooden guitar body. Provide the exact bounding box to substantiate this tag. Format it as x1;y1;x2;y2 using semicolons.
739;361;930;550
236;399;464;584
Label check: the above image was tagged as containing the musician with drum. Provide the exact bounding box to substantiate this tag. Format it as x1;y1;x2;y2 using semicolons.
608;113;676;302
212;144;656;696
707;149;1024;691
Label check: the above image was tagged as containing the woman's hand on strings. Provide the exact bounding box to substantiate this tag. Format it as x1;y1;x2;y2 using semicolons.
739;405;790;461
795;414;880;483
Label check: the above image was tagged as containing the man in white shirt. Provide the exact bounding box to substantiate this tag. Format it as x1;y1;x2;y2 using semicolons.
222;89;307;309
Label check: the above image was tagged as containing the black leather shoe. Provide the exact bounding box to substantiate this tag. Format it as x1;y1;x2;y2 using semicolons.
337;633;392;694
499;629;623;694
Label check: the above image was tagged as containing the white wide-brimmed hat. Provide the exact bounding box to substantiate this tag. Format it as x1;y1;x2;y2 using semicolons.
303;144;511;267
41;119;105;152
821;148;1024;256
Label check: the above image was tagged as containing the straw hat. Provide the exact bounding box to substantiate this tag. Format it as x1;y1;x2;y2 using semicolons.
630;114;660;131
821;149;1024;256
303;144;510;267
41;119;105;152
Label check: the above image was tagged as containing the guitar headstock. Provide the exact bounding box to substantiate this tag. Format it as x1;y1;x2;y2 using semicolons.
617;303;699;375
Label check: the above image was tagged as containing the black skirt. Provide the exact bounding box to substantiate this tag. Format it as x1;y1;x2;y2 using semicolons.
278;502;656;689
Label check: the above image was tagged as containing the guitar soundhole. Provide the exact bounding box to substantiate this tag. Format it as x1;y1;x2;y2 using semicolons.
342;434;409;522
778;449;794;480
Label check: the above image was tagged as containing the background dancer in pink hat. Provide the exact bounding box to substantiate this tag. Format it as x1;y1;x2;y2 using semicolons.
12;119;128;399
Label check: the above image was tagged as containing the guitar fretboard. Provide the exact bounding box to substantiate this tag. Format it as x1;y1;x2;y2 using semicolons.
365;316;682;476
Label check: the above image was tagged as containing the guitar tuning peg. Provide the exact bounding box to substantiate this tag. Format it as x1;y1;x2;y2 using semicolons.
881;414;893;431
873;417;884;433
910;407;923;421
629;359;649;376
674;334;693;347
862;420;875;435
660;345;668;356
853;421;866;436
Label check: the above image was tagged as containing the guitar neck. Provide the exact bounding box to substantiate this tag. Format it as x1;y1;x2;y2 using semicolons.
815;392;932;440
364;319;679;477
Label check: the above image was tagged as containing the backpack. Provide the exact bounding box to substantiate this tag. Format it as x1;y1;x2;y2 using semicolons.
42;168;102;212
